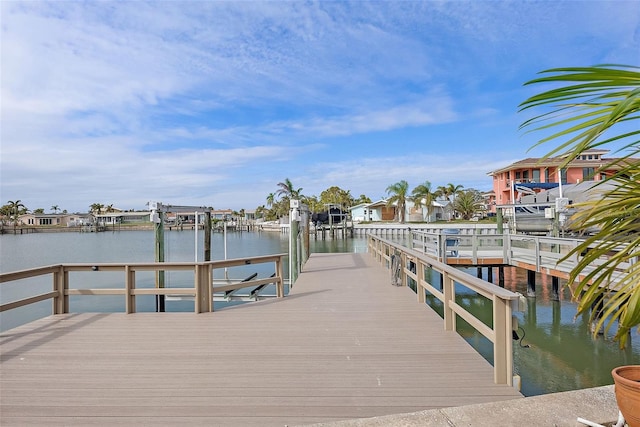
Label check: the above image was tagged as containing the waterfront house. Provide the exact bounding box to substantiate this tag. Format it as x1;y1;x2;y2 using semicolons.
407;199;452;222
348;199;395;222
212;209;234;221
18;213;90;227
351;199;451;223
487;149;638;212
93;211;151;225
349;203;369;222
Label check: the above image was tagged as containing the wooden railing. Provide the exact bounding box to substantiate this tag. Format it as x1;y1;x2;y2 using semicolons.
0;254;286;315
368;234;521;386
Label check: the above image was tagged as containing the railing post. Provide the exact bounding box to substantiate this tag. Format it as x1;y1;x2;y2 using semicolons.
53;266;68;314
210;266;216;312
416;261;425;304
492;295;513;385
276;257;285;298
205;264;213;312
472;233;478;264
443;271;455;331
401;252;408;287
503;233;510;264
196;263;212;313
125;265;136;314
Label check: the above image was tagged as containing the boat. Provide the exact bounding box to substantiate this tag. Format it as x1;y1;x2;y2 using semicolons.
511;181;614;235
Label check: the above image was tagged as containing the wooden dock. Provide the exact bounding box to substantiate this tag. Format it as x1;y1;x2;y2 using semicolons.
0;253;521;426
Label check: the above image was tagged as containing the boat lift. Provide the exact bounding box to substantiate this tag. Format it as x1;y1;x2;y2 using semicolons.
149;201;212;311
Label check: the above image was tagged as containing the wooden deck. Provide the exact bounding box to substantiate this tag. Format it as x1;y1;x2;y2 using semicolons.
0;253;522;426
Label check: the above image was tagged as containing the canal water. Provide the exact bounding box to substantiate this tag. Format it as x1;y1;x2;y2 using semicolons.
1;230;638;397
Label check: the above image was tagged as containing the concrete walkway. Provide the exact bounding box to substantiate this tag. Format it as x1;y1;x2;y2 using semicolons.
309;385;619;427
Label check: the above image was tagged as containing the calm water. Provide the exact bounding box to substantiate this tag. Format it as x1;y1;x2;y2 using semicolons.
1;230;638;397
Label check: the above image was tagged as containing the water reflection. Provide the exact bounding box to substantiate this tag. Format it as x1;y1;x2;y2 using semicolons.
423;265;640;396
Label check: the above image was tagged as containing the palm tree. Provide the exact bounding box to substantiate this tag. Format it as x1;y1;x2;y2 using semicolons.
355;194;372;205
411;181;436;222
90;203;104;215
386;180;409;223
520;64;640;348
51;205;60;214
7;200;26;218
7;200;26;231
453;190;484;220
446;183;464;199
276;178;303;200
266;193;275;208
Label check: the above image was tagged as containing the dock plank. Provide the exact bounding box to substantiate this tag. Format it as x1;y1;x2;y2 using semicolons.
0;252;521;426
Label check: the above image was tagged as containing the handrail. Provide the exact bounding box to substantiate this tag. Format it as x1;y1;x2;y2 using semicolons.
409;229;634;287
368;234;521;386
0;254;287;315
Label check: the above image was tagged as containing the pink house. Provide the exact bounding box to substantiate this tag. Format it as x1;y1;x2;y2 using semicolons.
487;149;636;212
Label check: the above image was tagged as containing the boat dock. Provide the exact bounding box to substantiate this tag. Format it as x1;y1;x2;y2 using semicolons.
0;251;522;426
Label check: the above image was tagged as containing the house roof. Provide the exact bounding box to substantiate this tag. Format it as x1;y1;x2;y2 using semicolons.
348;203;369;211
487;152;640;175
94;212;150;218
365;199;389;208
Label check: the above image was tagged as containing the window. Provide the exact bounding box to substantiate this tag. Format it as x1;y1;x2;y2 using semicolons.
522;170;529;180
544;169;550;182
583;167;595;181
532;169;540;182
561;169;567;184
515;171;521;180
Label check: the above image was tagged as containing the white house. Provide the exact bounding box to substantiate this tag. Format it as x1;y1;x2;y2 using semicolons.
350;198;453;223
408;199;452;222
93;211;151;225
349;200;396;222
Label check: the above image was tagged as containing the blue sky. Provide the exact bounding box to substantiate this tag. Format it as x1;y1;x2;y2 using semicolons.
2;1;639;213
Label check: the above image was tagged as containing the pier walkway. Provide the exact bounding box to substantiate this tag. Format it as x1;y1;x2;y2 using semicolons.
0;252;521;426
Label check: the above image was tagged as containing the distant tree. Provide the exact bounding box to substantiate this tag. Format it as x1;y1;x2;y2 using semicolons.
410;181;436;222
305;195;323;213
51;205;60;214
33;208;45;214
0;204;11;221
354;194;372;205
90;203;104;214
105;204;115;213
386;180;409;223
319;186;353;210
255;205;267;219
453;190;485;220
